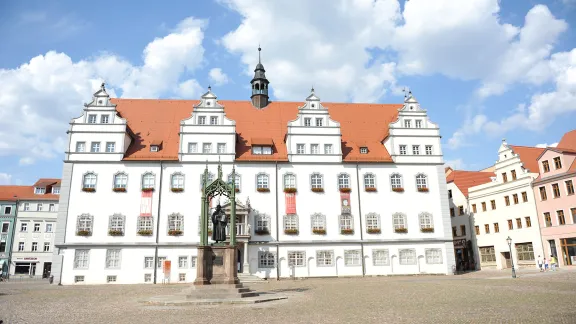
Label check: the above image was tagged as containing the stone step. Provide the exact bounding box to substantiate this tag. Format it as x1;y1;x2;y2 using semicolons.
186;291;259;299
237;273;267;283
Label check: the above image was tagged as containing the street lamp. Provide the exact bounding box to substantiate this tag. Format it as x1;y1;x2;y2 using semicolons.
506;236;517;278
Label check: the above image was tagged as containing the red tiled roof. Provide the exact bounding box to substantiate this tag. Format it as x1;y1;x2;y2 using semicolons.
446;170;494;197
0;179;61;201
557;129;576;150
509;145;545;173
112;99;402;162
32;178;61;187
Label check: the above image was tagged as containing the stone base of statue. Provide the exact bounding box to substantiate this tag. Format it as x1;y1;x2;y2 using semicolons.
193;245;238;286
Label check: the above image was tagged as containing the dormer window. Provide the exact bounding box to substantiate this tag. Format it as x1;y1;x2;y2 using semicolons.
304;118;311;126
35;187;46;194
252;146;272;155
88;114;97;124
360;147;368;154
404;120;411;128
101;115;110;124
52;187;60;194
315;118;323;127
210;116;218;125
415;120;422;128
150;146;159;152
198;116;206;125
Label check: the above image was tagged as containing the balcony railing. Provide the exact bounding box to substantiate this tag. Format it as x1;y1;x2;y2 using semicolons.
226;223;249;236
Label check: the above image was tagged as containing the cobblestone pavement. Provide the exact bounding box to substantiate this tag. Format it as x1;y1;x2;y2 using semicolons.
2;270;576;324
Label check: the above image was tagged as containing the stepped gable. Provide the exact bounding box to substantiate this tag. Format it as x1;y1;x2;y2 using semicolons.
508;145;545;173
112;99;402;162
446;170;493;197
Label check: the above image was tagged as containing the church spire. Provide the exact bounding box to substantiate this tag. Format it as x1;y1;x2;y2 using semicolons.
251;45;270;109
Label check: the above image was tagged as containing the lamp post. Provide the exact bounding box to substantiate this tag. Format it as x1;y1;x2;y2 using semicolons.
506;236;517;278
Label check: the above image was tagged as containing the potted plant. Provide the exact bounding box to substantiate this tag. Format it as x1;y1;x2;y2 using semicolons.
340;228;354;235
108;229;123;236
171;187;184;193
365;187;377;192
82;187;95;193
392;187;405;193
339;187;351;193
142;187;154;192
367;228;381;234
257;188;270;193
394;227;408;233
284;228;298;235
418;187;429;192
421;227;434;233
255;229;270;235
284;188;297;193
112;187;126;192
311;187;324;193
77;230;91;236
137;229;153;236
168;229;183;236
235;188;240;193
313;228;326;235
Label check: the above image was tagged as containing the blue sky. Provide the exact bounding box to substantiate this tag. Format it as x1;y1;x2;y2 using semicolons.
0;0;575;185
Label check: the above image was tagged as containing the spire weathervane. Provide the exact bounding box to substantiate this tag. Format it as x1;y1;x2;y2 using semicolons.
258;44;261;63
101;82;106;92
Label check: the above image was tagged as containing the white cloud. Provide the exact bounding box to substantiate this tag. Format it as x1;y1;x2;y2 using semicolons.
0;17;206;165
208;68;229;86
535;142;558;148
0;173;12;185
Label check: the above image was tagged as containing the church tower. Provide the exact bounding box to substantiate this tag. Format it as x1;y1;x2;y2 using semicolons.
250;46;270;109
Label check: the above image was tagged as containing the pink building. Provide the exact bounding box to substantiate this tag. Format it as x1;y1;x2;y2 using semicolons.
532;130;576;266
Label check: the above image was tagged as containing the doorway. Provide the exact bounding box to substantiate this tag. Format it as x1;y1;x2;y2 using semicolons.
42;262;52;278
237;246;243;273
502;252;511;268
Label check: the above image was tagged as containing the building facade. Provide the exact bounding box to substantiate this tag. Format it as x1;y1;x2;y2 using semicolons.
9;179;60;278
445;168;492;271
53;56;455;285
467;140;544;270
532;130;576;266
0;199;17;278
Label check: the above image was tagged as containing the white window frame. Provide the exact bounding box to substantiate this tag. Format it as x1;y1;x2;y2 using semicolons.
364;173;376;189
202;143;212;153
20;223;27;232
178;256;188;268
142;172;155;189
74;249;90;269
137;216;154;232
310;173;323;189
416;174;428;189
399;249;416;265
404;119;411;128
425;145;433;155
52;187;60;194
76;214;93;234
198;116;206;125
366;213;380;230
372;249;390;266
144;257;154;269
171;173;185;190
106;249;121;269
311;213;326;232
82;172;97;189
90;142;100;153
113;172;128;189
49;204;55;212
258;251;276;268
399;145;407;155
210;116;218;125
188;142;197;153
217;143;227;154
227;173;241;191
315;118;323;126
392;212;407;230
296;144;305;154
360;147;368;154
36;204;43;212
284;214;298;231
338;173;350;189
45;223;53;232
168;213;184;232
88;114;97;124
283;173;296;189
33;223;41;232
255;214;270;232
106;142;115;153
304;118;311;126
344;250;361;266
31;242;38;251
339;214;353;231
415;120;422;128
101;115;110;124
419;212;433;229
76;142;85;152
43;242;50;252
287;251;305;267
425;249;443;264
390;173;403;189
200;172;215;189
252;146;262;155
18;242;24;251
108;214;125;234
23;203;30;211
412;145;420;155
310;144;319;154
324;144;333;154
256;173;269;189
316;250;334;267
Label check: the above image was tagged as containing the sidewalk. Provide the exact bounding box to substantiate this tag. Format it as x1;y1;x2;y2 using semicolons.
465;265;576;280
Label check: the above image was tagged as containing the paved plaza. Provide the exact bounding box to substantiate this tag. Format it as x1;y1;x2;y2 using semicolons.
1;269;576;324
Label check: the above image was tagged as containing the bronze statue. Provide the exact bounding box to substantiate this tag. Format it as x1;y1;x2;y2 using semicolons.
211;204;228;243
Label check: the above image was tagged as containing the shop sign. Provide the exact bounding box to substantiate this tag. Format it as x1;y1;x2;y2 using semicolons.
453;239;466;248
16;257;37;261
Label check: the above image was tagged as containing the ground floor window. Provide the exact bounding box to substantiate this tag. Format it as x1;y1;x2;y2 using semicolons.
144;274;152;282
14;262;36;275
316;250;334;267
288;251;305;267
479;246;496;264
399;249;416;265
515;243;535;262
425;249;443;264
74;275;85;283
344;250;361;266
179;273;186;282
258;251;276;268
106;275;117;283
560;237;576;265
372;249;390;266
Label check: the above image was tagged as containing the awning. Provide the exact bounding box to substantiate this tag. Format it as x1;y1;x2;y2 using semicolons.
251;138;274;146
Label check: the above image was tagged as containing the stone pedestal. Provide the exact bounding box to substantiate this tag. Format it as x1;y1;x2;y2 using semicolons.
194;245;238;285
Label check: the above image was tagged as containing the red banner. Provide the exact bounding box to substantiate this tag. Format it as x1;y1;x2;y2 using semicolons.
340;192;351;214
140;190;153;216
285;193;296;214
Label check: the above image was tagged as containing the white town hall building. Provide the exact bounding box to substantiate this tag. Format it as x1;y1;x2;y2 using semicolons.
52;53;456;285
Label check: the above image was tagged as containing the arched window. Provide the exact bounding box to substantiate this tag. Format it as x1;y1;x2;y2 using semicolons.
364;173;376;189
256;173;269;189
311;213;326;232
283;173;296;189
392;212;407;230
142;173;155;189
171;173;185;190
338;173;350;189
108;214;125;235
419;212;433;229
366;213;380;230
310;173;323;189
227;173;241;190
76;214;93;235
82;173;97;189
390;173;403;189
416;174;428;189
113;173;127;189
168;213;184;232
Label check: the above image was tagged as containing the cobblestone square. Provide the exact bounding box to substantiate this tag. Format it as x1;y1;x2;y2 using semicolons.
2;269;576;324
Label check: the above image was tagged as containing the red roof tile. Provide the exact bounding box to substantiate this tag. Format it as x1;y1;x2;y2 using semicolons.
509;145;545;173
557;129;576;150
446;170;494;197
112;99;402;162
